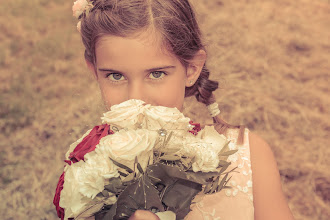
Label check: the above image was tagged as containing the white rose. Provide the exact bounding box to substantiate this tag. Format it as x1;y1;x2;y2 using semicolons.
143;105;190;132
179;126;229;172
96;129;157;170
196;126;227;154
101;99;149;129
79;151;119;199
60;153;119;218
181;139;219;172
191;144;220;172
61;162;94;219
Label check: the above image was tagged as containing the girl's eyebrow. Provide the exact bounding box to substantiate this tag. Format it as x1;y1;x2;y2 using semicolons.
98;66;176;73
146;66;176;72
98;68;123;73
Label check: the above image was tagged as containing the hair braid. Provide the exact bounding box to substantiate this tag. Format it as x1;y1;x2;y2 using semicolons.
185;63;245;144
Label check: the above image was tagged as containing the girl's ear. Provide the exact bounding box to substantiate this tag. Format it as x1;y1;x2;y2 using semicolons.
185;50;207;87
85;59;98;79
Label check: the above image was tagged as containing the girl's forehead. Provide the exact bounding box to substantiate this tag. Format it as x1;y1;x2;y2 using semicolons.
95;32;175;60
96;28;167;51
94;32;180;68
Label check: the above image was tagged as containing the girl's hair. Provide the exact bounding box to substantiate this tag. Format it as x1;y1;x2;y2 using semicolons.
80;0;244;141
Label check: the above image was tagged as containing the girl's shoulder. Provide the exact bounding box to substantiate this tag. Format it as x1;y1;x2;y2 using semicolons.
248;131;295;220
188;126;294;219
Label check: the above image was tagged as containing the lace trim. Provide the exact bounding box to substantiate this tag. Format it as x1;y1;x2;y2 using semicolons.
196;202;221;220
224;128;253;201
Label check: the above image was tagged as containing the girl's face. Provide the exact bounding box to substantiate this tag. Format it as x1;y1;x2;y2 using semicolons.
89;32;205;111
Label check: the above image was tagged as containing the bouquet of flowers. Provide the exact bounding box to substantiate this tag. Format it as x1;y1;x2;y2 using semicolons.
53;100;237;220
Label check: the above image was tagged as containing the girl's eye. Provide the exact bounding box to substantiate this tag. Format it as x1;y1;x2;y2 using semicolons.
149;71;166;79
107;73;124;81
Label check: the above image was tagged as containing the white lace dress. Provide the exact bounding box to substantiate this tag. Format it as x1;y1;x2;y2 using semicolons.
185;128;254;220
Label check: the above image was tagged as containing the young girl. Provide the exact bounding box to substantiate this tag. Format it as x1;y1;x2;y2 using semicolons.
56;0;295;219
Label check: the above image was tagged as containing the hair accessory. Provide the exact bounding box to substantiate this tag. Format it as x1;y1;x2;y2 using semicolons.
207;102;221;117
77;20;82;33
72;0;94;19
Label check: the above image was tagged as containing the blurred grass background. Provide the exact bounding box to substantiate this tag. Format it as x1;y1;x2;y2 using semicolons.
0;0;329;219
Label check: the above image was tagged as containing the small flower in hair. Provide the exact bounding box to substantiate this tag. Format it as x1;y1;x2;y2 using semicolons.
72;0;93;19
77;21;82;33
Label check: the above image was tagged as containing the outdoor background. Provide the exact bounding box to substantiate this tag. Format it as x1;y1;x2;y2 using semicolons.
0;0;329;219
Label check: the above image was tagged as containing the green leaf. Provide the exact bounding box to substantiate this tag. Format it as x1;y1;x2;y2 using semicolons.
218;140;231;154
162;179;202;219
224;175;233;186
164;131;173;146
154;138;162;146
147;164;176;187
219;149;238;157
76;202;104;219
147;163;217;185
223;166;238;175
157;148;180;154
204;182;212;194
104;177;124;194
114;176;164;219
180;158;191;169
101;190;109;197
159;155;181;161
110;158;134;173
210;176;220;193
218;160;231;167
122;173;135;183
219;161;231;173
148;175;162;183
217;173;229;191
118;171;128;177
137;163;144;174
95;204;116;220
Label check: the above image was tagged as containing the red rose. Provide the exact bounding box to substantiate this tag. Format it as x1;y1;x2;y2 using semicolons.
53;124;113;219
53;172;65;220
189;121;201;135
69;124;113;163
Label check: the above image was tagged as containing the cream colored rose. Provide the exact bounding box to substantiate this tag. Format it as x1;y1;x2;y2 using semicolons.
101;99;149;129
196;126;227;154
191;144;220;172
143;105;190;131
180;138;219;172
60;152;119;218
79;151;119;199
180;126;228;172
61;162;94;219
96;129;157;170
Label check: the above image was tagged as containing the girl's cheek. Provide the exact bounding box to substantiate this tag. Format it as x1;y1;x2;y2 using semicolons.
99;84;119;107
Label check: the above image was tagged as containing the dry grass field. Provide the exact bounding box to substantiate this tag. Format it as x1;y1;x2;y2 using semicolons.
0;0;329;219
